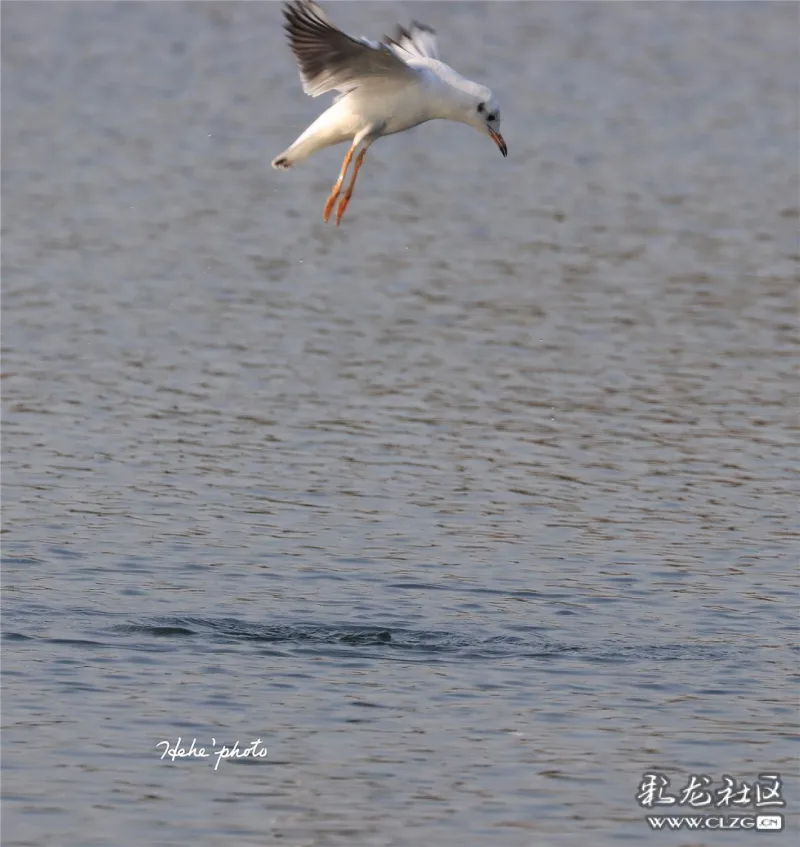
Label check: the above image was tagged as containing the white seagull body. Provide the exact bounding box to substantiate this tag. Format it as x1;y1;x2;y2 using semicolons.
272;0;507;225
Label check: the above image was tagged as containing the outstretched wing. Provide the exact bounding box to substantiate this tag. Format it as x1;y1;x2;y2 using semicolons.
383;22;440;61
282;0;416;98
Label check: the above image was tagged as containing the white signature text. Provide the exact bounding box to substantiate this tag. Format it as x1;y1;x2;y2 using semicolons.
156;737;268;770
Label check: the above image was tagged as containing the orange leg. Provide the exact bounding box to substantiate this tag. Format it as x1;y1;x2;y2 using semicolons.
335;147;368;226
323;143;357;223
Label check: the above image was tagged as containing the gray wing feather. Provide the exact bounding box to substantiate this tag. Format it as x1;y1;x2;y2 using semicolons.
383;22;440;61
282;1;416;98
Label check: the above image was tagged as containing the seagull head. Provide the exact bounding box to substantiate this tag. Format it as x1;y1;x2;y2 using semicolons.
462;89;507;158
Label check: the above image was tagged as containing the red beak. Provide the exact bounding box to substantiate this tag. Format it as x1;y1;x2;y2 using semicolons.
489;129;508;157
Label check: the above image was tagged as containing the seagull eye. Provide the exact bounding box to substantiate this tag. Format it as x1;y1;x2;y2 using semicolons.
477;103;485;114
487;113;496;122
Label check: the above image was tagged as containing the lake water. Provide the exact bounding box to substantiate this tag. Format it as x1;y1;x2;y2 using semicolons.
2;2;798;845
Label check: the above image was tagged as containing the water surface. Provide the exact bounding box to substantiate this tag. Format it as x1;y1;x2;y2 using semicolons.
2;2;798;845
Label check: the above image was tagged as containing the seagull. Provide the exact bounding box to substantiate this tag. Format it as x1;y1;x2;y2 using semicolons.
271;0;507;225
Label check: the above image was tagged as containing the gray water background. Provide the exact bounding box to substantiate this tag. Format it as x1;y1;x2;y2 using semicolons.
2;2;798;845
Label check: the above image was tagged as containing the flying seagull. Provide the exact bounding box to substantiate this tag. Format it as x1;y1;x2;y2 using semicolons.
271;0;507;225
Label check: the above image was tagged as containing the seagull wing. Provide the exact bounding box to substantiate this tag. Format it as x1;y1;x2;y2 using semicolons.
282;1;417;98
383;22;440;61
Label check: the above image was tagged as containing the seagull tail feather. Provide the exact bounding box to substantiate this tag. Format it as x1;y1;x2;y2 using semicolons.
272;152;294;169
